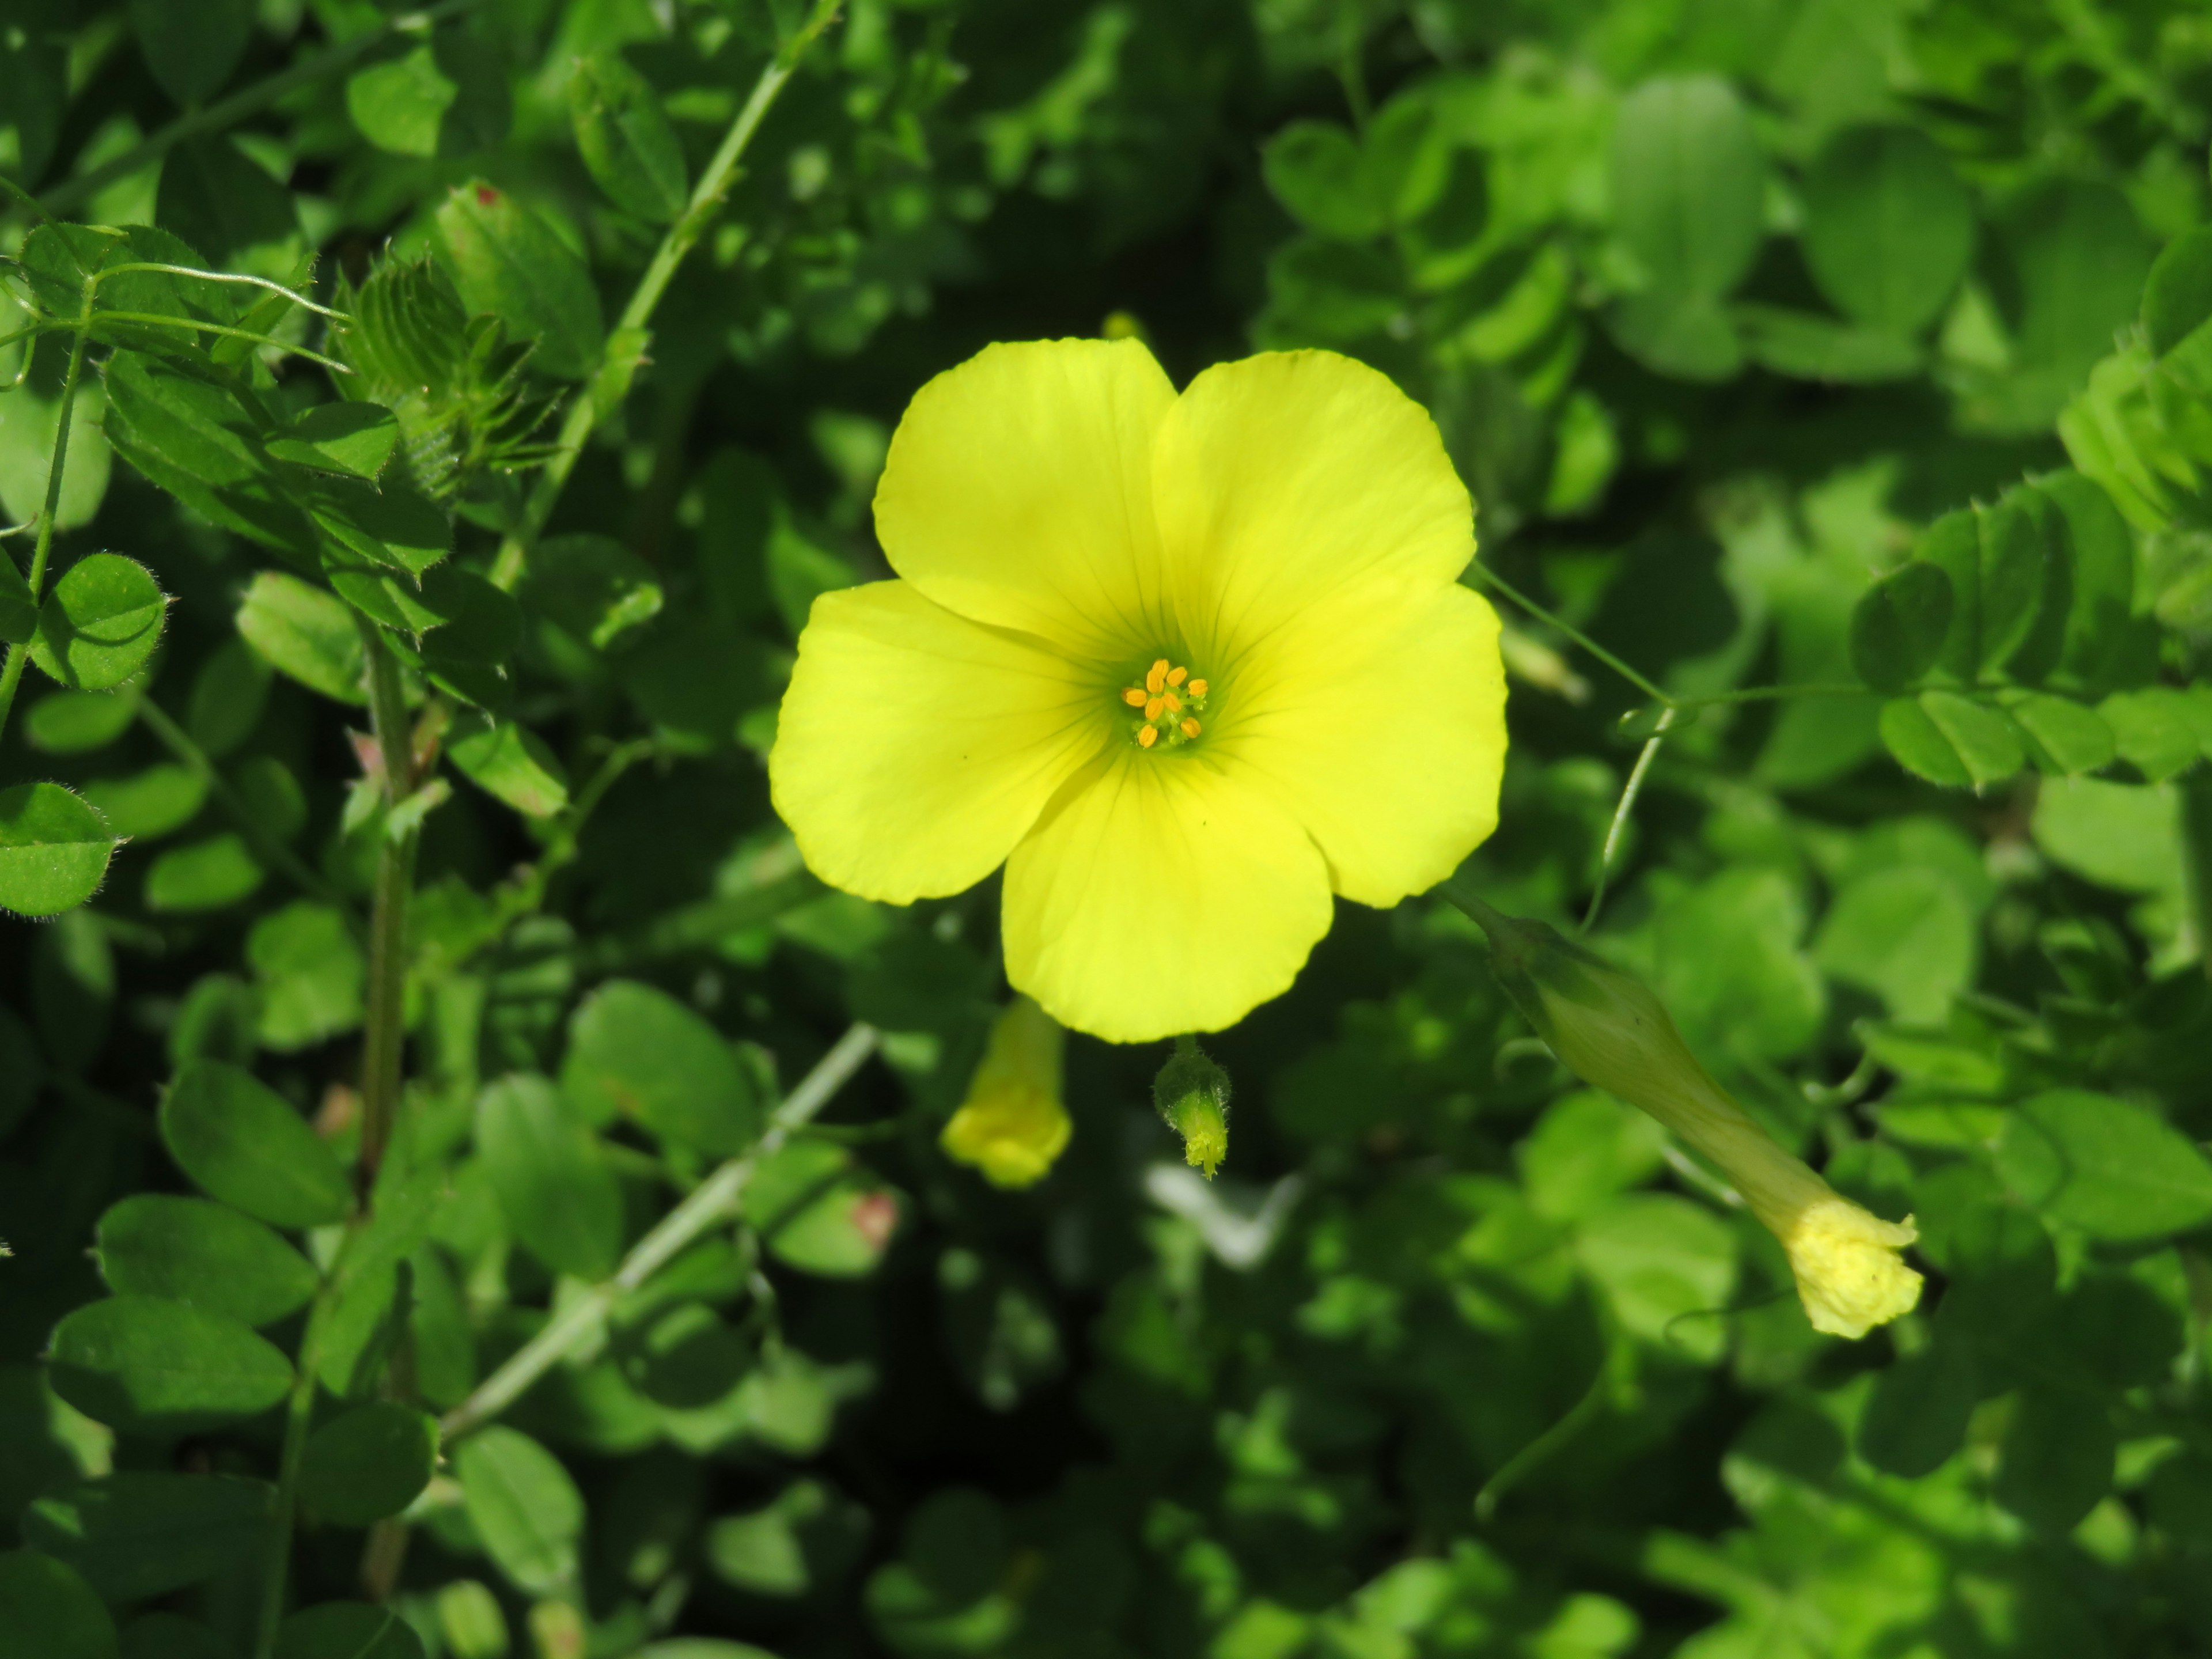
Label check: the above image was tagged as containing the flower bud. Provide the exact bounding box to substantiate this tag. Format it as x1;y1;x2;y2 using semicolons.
1153;1037;1231;1179
1448;887;1922;1339
941;996;1071;1189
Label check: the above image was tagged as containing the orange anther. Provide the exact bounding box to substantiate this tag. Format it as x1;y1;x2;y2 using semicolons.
1122;687;1147;707
1144;696;1165;721
1180;718;1200;738
1137;725;1158;748
1162;691;1181;713
1146;660;1168;694
1187;679;1208;698
1166;666;1187;687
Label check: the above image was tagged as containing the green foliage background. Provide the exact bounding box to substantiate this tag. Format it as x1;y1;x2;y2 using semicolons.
5;1;2212;1656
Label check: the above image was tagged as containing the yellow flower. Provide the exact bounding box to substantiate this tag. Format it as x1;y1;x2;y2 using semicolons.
941;996;1071;1188
1459;893;1922;1340
770;339;1508;1041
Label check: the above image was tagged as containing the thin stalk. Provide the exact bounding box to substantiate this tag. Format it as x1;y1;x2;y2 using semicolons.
92;264;353;321
1473;1342;1621;1523
357;627;416;1188
487;0;843;590
438;1022;880;1443
36;0;483;217
1581;706;1674;933
1466;564;1673;709
79;312;355;374
0;283;93;747
136;699;358;920
253;1286;334;1658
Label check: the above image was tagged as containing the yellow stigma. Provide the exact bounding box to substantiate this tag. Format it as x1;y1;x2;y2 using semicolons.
1123;657;1210;749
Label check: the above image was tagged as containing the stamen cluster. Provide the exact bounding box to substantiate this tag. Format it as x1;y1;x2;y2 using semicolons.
1122;658;1209;749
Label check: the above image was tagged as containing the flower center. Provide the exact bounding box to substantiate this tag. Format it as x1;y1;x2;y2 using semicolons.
1120;657;1209;749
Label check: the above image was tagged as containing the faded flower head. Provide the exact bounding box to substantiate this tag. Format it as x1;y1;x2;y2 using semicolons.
1459;891;1922;1340
771;338;1507;1042
940;996;1071;1189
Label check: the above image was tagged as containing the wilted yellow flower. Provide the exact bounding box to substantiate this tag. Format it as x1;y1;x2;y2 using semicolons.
771;339;1507;1042
1460;893;1922;1339
941;996;1071;1188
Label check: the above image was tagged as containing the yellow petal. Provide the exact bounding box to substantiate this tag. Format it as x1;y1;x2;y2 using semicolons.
1215;579;1506;906
1152;349;1476;654
873;338;1178;658
1002;751;1332;1042
771;581;1107;903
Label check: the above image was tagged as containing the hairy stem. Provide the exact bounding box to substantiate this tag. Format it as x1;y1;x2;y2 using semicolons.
0;283;93;747
36;0;484;218
487;0;843;590
438;1022;880;1443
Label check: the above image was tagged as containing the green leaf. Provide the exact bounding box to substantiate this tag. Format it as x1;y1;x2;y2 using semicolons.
22;1472;274;1600
2037;471;2143;692
79;764;207;842
0;781;115;917
1261;121;1381;243
143;833;264;913
743;1141;902;1278
128;0;253;106
186;638;270;759
1732;305;1921;382
708;1480;869;1600
2097;687;2206;783
456;1426;584;1597
346;35;510;161
571;52;690;224
1994;1386;2113;1532
2032;776;2183;896
0;1552;116;1659
101;355;316;565
448;713;570;819
25;689;141;755
562;980;762;1154
31;554;166;692
236;572;367;704
2143;224;2212;357
1610;75;1763;302
435;183;605;381
47;1296;292;1434
1995;181;2153;379
275;1603;426;1659
304;475;452;577
1800;125;1972;334
1878;692;2024;790
1972;495;2064;679
1607;291;1742;381
476;1074;623;1279
524;532;664;650
1849;562;1952;691
1995;1089;2212;1241
156;135;297;267
161;1058;352;1229
619;1301;752;1410
266;403;399;480
0;378;112;535
96;1194;317;1327
1812;866;1978;1024
1856;1334;1976;1478
248;902;366;1051
2007;693;2116;776
1575;1194;1737;1363
301;1402;438;1527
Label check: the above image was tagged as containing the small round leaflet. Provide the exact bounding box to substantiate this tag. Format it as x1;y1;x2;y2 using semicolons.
0;781;115;916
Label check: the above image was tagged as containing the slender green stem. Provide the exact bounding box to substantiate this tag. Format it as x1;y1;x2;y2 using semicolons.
1666;682;1866;711
357;627;416;1189
255;1285;335;1658
1581;706;1674;934
487;0;843;590
1473;1339;1626;1523
1467;565;1673;707
136;699;357;920
92;264;353;321
78;311;354;373
35;0;483;218
438;1022;880;1444
0;283;93;747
